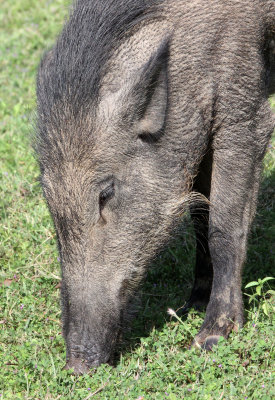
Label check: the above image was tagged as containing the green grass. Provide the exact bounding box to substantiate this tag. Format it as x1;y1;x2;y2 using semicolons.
0;1;274;399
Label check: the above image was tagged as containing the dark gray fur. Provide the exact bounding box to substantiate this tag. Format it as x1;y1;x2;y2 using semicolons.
36;0;275;374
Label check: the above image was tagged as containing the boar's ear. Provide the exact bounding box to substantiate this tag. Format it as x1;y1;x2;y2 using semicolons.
131;38;169;137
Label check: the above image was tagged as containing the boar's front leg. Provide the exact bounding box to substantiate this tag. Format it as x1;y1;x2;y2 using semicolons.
194;135;266;350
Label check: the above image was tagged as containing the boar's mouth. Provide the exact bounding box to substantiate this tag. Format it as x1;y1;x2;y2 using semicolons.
65;347;112;375
64;357;91;375
64;327;121;375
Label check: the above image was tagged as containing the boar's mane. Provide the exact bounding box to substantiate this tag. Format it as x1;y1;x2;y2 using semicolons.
36;0;164;148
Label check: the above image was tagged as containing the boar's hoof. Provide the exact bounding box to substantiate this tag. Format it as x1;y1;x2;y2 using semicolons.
192;335;221;351
64;357;90;375
201;335;221;350
191;307;243;351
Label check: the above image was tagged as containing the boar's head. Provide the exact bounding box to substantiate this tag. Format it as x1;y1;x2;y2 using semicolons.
36;36;191;374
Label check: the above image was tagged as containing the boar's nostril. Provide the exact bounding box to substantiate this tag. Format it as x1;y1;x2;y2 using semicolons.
64;357;90;375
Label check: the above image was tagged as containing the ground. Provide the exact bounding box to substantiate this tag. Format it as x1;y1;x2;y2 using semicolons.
0;0;274;399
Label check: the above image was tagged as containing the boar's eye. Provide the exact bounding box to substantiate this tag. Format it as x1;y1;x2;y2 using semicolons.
99;182;115;213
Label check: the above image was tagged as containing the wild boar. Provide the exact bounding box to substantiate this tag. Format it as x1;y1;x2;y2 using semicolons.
36;0;275;374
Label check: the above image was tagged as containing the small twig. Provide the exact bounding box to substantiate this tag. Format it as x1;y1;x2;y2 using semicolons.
5;362;18;366
82;381;108;400
219;391;224;400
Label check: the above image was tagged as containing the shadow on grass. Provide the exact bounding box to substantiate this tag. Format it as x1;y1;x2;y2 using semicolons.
121;168;275;357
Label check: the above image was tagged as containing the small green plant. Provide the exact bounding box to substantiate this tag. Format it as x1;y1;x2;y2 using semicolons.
245;277;275;316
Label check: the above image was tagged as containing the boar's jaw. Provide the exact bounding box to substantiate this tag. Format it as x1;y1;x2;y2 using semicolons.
64;329;119;374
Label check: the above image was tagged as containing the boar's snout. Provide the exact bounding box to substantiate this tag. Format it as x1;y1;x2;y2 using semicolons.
63;316;119;374
64;346;111;375
64;357;90;375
